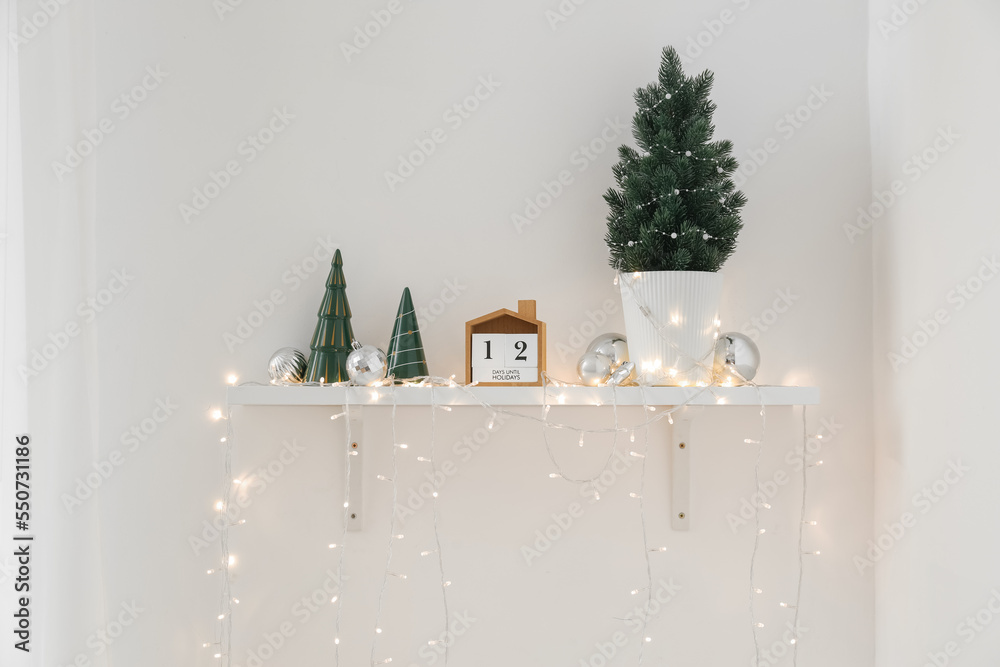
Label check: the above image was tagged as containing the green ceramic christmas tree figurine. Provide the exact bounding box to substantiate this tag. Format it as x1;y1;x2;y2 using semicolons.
304;249;355;383
386;287;429;381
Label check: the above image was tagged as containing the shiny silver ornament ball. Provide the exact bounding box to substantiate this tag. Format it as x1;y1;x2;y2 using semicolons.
606;361;636;386
587;333;629;368
346;341;388;386
268;347;307;384
578;352;613;386
713;332;761;385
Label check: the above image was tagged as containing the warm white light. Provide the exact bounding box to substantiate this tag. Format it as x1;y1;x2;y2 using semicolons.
370;390;379;401
232;598;240;604
758;529;766;535
650;547;668;552
228;555;236;566
648;406;657;412
549;473;562;479
217;614;225;620
331;595;338;603
220;437;227;442
629;451;645;459
630;430;635;443
395;534;404;539
578;433;585;447
790;639;797;645
716;397;727;405
331;412;346;421
376;628;382;634
631;589;640;595
227;374;238;385
754;588;763;594
329;543;338;549
805;521;818;526
211;409;223;421
630;493;641;499
215;501;224;511
756;623;765;628
443;581;452;587
334;638;340;645
232;479;242;485
417;456;431;462
206;569;215;575
761;502;772;510
670;315;680;325
432;492;438;498
644;637;652;642
557;395;566;404
344;502;349;508
421;550;436;556
745;438;760;444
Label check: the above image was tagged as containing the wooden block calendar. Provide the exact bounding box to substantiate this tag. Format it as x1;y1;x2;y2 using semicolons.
465;300;546;386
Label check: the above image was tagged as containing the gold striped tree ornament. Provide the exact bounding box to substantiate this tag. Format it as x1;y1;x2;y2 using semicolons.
386;287;429;381
304;249;355;383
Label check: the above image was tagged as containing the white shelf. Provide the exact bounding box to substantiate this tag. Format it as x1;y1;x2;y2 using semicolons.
227;384;818;407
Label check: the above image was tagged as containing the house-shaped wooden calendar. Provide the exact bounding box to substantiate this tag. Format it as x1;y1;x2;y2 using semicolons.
466;300;546;386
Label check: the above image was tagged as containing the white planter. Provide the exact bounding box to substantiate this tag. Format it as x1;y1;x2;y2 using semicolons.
619;271;723;386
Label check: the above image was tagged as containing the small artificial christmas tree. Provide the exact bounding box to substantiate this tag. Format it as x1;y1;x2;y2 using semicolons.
386;287;429;381
304;249;355;383
605;46;747;273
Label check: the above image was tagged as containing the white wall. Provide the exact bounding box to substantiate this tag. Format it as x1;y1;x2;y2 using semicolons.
17;0;875;665
869;1;1000;665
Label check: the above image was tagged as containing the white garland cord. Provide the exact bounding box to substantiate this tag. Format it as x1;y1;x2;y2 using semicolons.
791;406;809;667
370;387;402;666
333;399;354;665
428;384;452;667
635;387;655;667
215;407;235;666
746;382;767;667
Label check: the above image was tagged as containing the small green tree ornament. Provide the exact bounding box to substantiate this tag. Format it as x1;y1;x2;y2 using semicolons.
386;287;429;381
605;46;747;273
304;249;355;383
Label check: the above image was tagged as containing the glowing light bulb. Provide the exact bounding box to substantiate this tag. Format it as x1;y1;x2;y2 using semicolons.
215;501;224;511
805;521;818;526
644;637;652;642
397;443;408;449
376;628;382;634
344;502;349;508
761;502;772;509
228;555;236;566
549;473;562;479
370;390;379;401
630;493;641;498
395;534;404;540
207;569;215;575
443;581;452;587
650;547;668;552
331;595;338;603
232;479;242;485
631;589;640;595
629;451;645;459
758;529;766;535
320;377;325;384
630;430;635;443
335;638;340;645
716;397;727;405
440;405;452;412
217;614;225;620
557;394;566;404
331;412;346;420
417;457;430;462
756;622;765;628
232;598;240;604
647;406;657;412
211;409;223;421
329;543;338;549
745;438;760;444
754;588;763;594
227;374;238;385
220;437;227;442
578;433;585;447
487;416;496;430
790;638;797;645
432;492;438;498
421;550;436;556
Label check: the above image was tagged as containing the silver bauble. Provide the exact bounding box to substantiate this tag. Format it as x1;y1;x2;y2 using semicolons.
713;332;761;385
606;361;636;386
268;347;307;384
578;352;613;386
346;341;388;386
587;333;629;368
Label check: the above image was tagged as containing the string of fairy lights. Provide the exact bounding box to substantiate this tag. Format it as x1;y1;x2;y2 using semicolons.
204;275;825;667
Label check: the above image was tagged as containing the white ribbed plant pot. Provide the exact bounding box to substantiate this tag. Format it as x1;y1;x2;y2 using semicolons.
619;271;723;386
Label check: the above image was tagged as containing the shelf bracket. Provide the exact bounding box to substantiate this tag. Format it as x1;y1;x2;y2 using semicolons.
347;412;363;531
671;414;692;531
